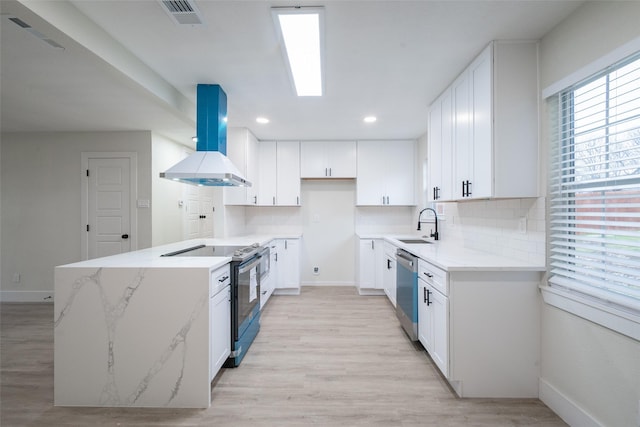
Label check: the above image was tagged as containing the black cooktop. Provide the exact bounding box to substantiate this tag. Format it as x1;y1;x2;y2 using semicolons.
161;243;260;260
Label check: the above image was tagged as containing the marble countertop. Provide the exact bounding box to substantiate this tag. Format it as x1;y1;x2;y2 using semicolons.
357;233;545;272
57;234;302;270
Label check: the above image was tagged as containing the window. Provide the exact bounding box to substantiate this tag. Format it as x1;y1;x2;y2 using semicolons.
548;52;640;334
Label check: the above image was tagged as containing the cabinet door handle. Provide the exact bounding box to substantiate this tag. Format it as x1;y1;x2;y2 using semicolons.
273;196;276;205
423;286;427;303
253;195;257;204
325;168;328;177
387;259;391;269
285;240;288;250
329;168;332;176
462;181;466;198
296;196;299;205
371;240;374;250
426;288;432;306
466;180;472;197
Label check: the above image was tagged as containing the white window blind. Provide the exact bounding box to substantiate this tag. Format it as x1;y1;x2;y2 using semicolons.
549;52;640;315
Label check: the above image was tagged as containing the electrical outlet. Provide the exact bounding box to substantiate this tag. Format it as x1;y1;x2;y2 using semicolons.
12;273;21;283
518;217;527;234
313;267;319;275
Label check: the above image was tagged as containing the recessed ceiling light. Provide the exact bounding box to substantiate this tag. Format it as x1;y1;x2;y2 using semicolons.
256;117;270;124
364;116;377;123
273;7;324;97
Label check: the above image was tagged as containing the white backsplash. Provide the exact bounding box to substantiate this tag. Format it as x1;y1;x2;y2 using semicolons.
355;206;415;235
438;197;546;265
244;207;304;235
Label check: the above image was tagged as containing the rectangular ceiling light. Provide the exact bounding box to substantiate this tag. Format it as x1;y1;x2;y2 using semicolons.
272;7;324;97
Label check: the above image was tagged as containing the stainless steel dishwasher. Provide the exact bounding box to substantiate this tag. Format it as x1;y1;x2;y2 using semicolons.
396;249;419;341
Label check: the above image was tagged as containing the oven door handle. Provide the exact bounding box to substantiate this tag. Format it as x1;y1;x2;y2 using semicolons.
237;257;260;274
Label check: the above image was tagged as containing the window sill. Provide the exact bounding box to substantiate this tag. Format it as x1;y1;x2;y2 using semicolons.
540;285;640;342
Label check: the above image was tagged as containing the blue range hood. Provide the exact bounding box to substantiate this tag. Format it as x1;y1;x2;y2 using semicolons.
160;84;251;187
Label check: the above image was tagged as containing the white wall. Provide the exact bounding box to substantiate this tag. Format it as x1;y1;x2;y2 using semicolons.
538;3;640;427
151;133;190;245
299;180;355;286
0;131;152;301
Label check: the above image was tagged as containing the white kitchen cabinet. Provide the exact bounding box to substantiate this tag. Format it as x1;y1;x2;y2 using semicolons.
257;141;277;206
356;238;383;294
417;259;449;377
210;265;231;381
224;128;259;205
276;141;301;205
300;141;357;178
427;88;453;202
413;258;542;398
274;238;300;294
262;240;278;307
257;141;301;206
382;242;397;307
429;41;539;201
356;140;416;206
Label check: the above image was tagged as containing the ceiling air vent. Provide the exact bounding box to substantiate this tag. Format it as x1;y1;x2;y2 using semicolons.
160;0;204;25
6;16;65;50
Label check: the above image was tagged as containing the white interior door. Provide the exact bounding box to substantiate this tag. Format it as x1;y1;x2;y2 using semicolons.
86;157;132;259
184;183;201;240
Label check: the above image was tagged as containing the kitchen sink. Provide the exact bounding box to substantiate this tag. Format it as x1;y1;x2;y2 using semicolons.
397;239;432;244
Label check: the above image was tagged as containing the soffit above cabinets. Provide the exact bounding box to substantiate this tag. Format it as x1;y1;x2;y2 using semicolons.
1;0;583;142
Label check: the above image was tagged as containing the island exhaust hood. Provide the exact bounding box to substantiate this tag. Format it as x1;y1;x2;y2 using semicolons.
160;84;251;187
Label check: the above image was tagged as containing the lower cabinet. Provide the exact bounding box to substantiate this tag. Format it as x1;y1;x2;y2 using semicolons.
382;242;397;307
416;258;542;398
274;238;300;294
417;260;449;378
260;240;278;308
357;238;383;294
210;265;231;382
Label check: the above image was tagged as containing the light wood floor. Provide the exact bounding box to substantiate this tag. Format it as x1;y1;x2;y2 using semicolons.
1;286;566;426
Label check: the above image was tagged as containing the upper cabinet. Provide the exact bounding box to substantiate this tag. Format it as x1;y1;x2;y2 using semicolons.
356;140;416;206
428;41;539;202
258;141;301;206
300;141;357;178
428;88;453;202
225;128;259;205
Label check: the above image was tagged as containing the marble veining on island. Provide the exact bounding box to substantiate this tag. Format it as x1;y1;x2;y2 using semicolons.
54;266;212;408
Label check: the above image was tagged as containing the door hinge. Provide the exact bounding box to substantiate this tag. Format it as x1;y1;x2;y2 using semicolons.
86;224;90;232
86;169;89;177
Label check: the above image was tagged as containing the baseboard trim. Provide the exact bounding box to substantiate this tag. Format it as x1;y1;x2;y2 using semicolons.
357;288;385;296
300;281;354;287
0;290;54;303
539;378;605;427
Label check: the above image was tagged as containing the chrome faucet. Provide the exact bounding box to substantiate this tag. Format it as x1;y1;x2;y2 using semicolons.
417;208;439;240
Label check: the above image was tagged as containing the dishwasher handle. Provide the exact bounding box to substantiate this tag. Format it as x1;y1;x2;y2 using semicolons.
396;249;418;272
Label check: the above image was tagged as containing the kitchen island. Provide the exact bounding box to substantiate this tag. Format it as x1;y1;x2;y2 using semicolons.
54;236;274;409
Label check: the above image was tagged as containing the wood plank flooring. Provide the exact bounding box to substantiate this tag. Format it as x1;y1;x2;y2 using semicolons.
1;286;566;426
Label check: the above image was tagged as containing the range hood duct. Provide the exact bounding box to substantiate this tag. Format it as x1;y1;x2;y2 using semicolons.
160;84;251;187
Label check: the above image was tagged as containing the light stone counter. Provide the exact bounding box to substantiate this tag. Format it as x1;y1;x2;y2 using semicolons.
357;233;545;271
54;235;292;408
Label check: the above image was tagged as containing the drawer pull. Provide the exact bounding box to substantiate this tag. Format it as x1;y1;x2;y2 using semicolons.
423;272;433;278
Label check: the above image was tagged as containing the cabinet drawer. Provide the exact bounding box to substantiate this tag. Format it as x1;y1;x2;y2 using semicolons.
418;259;448;296
210;264;231;296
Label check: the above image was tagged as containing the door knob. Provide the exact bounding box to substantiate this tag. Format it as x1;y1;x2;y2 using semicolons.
121;234;129;239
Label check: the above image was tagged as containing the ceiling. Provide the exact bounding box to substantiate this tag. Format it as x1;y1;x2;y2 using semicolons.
1;0;583;145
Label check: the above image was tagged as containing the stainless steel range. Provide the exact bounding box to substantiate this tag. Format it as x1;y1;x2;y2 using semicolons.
162;243;269;367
